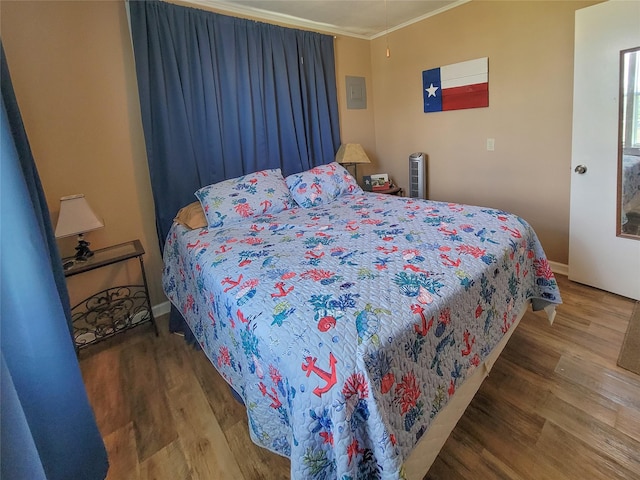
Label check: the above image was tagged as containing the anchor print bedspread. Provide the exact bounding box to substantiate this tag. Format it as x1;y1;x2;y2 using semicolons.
162;193;561;479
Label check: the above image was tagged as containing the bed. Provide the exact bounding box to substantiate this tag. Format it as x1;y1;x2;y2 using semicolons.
162;164;561;479
622;154;640;222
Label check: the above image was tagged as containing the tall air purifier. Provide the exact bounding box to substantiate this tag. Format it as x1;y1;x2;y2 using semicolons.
409;152;427;199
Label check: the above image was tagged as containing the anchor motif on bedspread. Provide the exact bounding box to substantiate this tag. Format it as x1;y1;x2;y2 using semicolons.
500;225;522;238
411;304;434;337
461;329;475;356
440;253;461;267
215;244;231;254
258;382;282;409
302;352;338;397
222;274;243;292
271;282;294;298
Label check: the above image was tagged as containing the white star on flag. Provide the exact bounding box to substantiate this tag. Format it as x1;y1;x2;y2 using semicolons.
425;83;439;97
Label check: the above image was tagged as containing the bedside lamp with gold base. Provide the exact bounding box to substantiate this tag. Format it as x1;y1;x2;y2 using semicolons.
335;143;371;185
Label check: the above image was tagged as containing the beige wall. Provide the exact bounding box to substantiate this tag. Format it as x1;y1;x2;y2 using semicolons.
1;0;596;310
1;0;160;306
334;35;378;179
370;0;598;264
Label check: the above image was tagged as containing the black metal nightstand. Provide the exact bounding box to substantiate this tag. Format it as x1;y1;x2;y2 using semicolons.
63;239;158;349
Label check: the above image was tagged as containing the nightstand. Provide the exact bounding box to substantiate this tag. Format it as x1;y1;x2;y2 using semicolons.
63;239;158;349
374;186;403;196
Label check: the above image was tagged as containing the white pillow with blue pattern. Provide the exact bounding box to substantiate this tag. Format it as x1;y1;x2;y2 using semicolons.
285;162;362;208
194;168;295;229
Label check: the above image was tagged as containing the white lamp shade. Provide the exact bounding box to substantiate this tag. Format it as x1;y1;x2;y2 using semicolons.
54;194;104;238
335;144;371;165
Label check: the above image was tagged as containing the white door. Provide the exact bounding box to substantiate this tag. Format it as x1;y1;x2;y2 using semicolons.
569;0;640;301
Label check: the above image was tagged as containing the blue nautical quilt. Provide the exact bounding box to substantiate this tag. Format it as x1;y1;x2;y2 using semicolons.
162;193;561;479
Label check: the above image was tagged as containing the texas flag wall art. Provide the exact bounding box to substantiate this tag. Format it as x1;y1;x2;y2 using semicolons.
423;57;489;113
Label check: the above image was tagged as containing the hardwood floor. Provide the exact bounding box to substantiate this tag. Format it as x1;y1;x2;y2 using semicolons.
79;275;640;479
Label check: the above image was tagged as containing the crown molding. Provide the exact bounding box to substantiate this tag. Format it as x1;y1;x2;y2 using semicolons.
370;0;470;40
180;0;469;40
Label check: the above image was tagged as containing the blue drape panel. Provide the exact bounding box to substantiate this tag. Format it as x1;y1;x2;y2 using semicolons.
128;0;341;249
0;43;108;480
0;43;73;338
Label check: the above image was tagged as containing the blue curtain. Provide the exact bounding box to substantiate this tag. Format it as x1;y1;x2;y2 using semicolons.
128;0;340;339
128;0;340;248
0;43;108;480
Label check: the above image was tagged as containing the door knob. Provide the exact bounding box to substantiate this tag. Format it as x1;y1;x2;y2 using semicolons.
574;165;587;174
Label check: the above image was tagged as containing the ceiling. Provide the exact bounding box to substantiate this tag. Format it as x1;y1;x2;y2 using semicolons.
188;0;468;39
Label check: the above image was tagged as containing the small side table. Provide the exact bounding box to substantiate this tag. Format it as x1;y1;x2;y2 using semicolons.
64;239;158;349
374;186;403;196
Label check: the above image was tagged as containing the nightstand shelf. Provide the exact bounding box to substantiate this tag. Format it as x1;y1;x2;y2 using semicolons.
374;186;403;196
64;239;158;349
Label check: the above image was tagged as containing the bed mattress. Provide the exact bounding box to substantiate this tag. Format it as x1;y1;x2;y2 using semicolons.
163;193;561;479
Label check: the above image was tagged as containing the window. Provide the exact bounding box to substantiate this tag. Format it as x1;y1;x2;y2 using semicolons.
622;47;640;154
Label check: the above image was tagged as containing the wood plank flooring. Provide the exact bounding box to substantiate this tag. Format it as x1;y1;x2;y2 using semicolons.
79;274;640;479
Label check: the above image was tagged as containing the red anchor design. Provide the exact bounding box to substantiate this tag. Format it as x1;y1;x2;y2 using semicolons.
500;225;522;238
440;253;461;267
250;224;264;232
376;245;398;254
260;200;272;213
221;274;243;292
403;264;428;274
271;282;294;298
216;244;231;254
411;304;434;337
305;250;324;259
438;226;458;236
346;224;359;232
258;382;282;409
186;239;201;249
301;352;338;397
461;329;475;356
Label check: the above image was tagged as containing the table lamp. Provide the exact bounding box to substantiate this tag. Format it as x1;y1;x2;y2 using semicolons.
335;143;371;183
55;194;104;262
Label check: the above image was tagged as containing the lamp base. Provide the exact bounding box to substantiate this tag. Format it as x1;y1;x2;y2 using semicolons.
342;163;360;185
74;234;94;262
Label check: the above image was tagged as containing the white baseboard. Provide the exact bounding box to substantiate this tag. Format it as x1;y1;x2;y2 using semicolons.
152;300;171;318
549;261;568;277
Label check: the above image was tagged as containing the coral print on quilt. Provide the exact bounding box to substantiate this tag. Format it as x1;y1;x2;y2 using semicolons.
163;192;561;480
